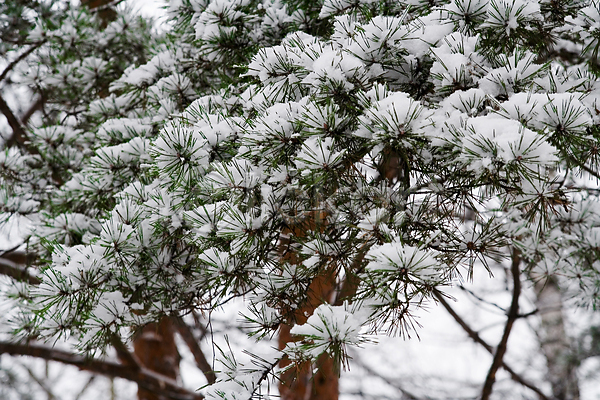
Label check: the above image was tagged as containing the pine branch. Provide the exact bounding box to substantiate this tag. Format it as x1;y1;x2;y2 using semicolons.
0;341;204;400
433;288;548;400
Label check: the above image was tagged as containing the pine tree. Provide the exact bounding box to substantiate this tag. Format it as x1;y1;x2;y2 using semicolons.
2;0;600;399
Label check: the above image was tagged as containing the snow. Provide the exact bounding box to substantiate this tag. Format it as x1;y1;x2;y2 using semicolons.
3;0;600;398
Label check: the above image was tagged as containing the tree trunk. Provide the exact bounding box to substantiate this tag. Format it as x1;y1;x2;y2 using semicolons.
133;317;181;400
278;210;339;400
277;266;339;400
81;0;118;26
533;278;580;400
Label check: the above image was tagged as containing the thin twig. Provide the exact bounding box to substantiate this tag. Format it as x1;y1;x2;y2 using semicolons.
349;352;422;400
192;311;209;341
74;375;96;400
458;285;507;314
433;289;548;400
18;361;56;400
21;96;44;126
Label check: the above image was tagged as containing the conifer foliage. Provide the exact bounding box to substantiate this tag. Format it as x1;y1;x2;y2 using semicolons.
2;0;600;398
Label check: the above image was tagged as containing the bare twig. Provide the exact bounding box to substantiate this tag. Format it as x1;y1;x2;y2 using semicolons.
458;285;507;314
433;289;548;400
74;375;96;400
0;341;204;400
349;353;422;400
18;361;56;400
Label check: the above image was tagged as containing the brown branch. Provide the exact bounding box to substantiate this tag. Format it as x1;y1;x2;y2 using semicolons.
433;289;548;400
0;255;41;284
480;249;522;400
0;93;28;148
81;0;120;26
0;341;204;400
0;42;45;83
21;96;44;126
109;333;142;369
174;316;217;384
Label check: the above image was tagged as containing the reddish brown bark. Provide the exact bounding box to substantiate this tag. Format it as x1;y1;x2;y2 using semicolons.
134;317;182;400
278;210;339;400
81;0;118;26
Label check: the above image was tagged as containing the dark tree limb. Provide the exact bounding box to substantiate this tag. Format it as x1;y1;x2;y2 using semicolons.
0;93;28;148
81;0;121;26
21;96;44;126
433;287;548;400
0;41;45;83
0;255;41;284
577;162;600;181
174;316;217;384
0;243;24;258
480;249;522;400
0;341;204;400
109;333;142;370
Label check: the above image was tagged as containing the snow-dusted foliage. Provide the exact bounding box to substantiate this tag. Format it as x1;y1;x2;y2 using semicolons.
2;0;600;397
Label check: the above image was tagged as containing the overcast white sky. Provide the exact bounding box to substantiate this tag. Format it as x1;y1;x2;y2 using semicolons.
127;0;167;19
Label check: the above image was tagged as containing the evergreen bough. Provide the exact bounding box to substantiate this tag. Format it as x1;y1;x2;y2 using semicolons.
2;0;600;397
